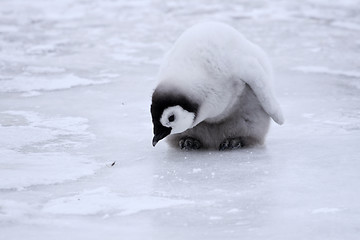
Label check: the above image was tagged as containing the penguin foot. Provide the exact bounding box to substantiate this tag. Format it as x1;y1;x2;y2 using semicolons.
219;138;243;151
179;137;202;150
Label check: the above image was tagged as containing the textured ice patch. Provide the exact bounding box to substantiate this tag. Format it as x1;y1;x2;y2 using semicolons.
331;21;360;31
111;53;159;65
0;150;100;190
0;125;54;149
0;111;99;189
0;200;35;223
192;168;202;174
292;66;360;78
0;111;94;151
226;208;241;214
0;74;109;95
0;25;19;33
24;66;66;74
43;188;193;216
312;208;342;214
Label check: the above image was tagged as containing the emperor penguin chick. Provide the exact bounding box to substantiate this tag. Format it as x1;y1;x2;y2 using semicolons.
151;22;284;150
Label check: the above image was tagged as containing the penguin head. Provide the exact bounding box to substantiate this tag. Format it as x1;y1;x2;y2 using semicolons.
151;89;198;146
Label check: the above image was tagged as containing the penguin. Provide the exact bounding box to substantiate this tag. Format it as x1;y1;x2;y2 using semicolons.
150;22;284;150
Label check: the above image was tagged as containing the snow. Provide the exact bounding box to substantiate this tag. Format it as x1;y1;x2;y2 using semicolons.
0;111;99;190
311;208;342;214
0;75;109;95
293;66;360;79
42;187;193;216
0;0;360;240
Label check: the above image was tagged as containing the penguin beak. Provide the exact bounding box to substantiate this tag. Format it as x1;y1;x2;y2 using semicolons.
152;126;171;147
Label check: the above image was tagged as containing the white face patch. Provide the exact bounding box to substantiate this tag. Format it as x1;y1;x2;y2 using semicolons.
160;106;195;134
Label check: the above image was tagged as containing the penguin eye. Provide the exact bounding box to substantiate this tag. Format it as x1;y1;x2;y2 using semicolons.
168;114;175;122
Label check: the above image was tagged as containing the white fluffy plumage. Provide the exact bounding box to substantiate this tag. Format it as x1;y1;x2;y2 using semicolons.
151;22;284;150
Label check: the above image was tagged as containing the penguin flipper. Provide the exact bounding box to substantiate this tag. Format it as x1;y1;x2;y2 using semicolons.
237;57;284;125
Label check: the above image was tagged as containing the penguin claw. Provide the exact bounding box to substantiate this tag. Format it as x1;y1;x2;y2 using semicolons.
179;137;202;150
219;138;243;151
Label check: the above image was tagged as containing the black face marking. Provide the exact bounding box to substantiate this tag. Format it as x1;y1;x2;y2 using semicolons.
151;88;199;121
150;87;199;146
168;114;175;122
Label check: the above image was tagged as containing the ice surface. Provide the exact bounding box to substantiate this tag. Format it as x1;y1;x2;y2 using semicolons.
42;187;194;216
0;0;360;240
0;74;109;95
